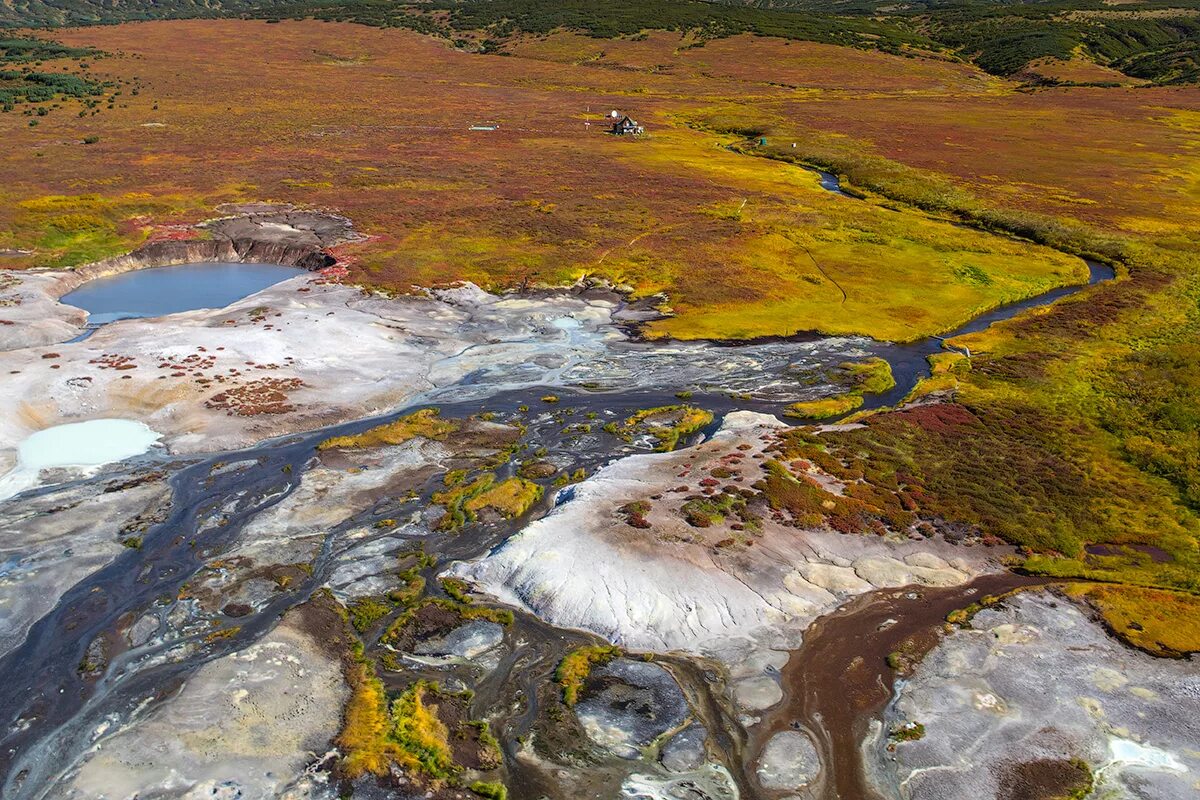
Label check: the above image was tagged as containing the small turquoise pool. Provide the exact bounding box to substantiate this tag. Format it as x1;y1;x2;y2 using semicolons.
60;262;307;324
0;419;163;502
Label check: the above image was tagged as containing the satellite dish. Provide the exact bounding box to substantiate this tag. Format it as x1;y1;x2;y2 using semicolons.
610;110;619;118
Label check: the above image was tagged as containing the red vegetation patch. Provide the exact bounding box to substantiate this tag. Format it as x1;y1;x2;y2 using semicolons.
158;353;217;371
313;263;350;285
145;224;201;243
89;353;137;370
206;377;304;415
618;500;652;529
974;350;1059;381
882;402;980;434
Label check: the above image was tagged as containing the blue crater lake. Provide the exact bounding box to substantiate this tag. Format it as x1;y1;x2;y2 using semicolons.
60;262;307;324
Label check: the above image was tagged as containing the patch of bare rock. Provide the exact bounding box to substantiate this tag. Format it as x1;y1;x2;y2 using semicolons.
50;602;347;799
875;590;1200;800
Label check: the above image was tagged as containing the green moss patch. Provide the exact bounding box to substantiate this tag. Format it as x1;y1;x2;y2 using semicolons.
784;394;863;420
613;405;714;452
785;357;894;420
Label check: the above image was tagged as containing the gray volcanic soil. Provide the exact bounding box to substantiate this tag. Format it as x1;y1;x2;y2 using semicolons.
577;658;691;759
0;469;171;659
876;591;1200;800
0;269;874;468
52;603;347;800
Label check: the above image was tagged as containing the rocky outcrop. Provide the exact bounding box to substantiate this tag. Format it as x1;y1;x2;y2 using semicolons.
878;591;1200;800
757;731;821;793
72;237;331;281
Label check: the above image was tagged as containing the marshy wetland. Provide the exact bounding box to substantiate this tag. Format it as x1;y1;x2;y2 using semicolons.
0;13;1198;800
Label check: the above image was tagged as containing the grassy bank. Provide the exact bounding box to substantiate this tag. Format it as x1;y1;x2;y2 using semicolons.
735;122;1200;643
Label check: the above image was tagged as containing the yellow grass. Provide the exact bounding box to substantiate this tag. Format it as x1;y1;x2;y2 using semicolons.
318;408;458;450
337;661;403;778
463;477;544;518
785;394;864;419
621;405;714;451
0;21;1097;343
389;682;457;783
842;357;896;395
1066;584;1200;657
555;644;620;706
337;665;461;784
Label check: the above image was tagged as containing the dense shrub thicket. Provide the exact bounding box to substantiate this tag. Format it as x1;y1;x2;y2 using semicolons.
765;0;1200;82
0;37;94;60
0;69;102;105
0;37;104;110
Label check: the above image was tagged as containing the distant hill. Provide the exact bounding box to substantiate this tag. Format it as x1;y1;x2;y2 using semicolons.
742;0;1200;83
2;0;1197;84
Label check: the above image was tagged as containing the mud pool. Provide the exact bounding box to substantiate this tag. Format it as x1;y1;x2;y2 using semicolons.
59;261;307;324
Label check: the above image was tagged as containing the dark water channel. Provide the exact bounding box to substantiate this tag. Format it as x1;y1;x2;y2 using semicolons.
805;168;1115;415
0;171;1118;798
0;385;765;799
860;257;1114;414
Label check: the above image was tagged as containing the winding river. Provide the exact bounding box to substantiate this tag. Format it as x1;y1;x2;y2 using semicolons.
0;167;1118;799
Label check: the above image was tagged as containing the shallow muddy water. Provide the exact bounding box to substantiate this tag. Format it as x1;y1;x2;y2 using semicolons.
756;573;1050;800
59;262;306;324
0;385;747;798
0;378;1053;799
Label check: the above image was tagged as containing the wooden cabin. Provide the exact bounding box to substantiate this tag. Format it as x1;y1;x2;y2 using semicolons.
610;115;644;136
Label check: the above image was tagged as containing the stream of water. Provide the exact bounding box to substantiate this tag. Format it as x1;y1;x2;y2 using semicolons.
0;169;1117;799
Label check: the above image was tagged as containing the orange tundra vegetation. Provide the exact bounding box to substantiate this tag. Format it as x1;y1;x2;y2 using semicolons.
4;18;1177;342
